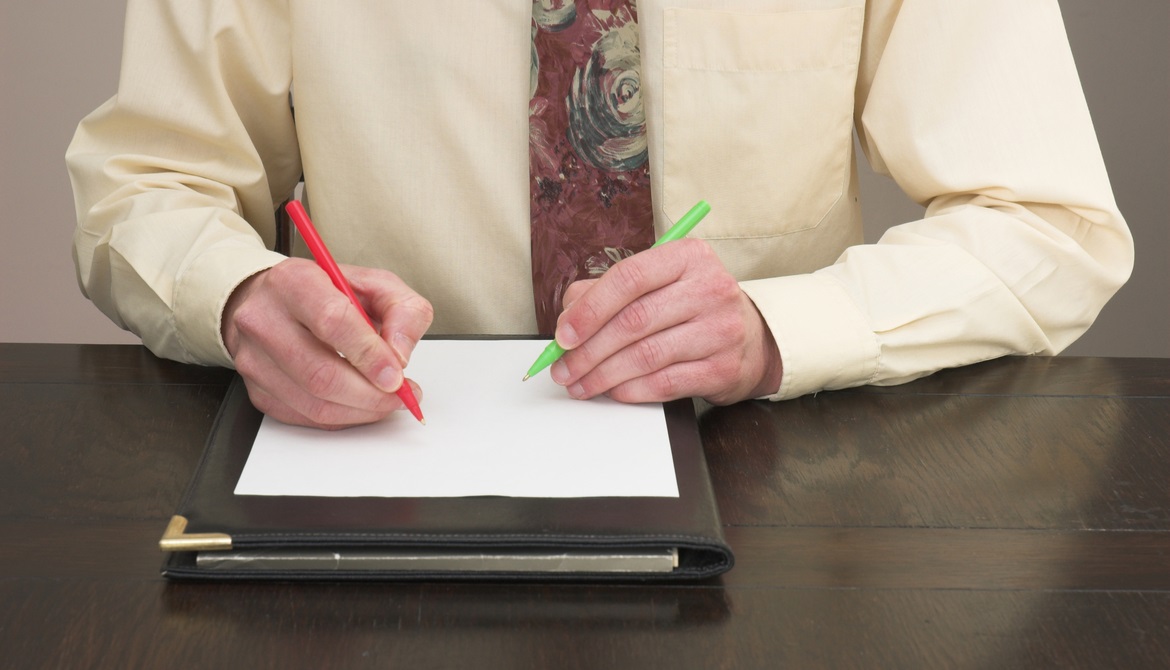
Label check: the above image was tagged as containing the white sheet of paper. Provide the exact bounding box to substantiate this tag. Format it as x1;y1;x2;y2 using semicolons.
234;339;679;498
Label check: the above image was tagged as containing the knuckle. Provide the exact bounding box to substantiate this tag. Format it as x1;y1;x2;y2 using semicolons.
269;258;311;288
303;359;344;398
648;367;681;400
685;238;718;264
232;351;262;380
346;335;388;371
713;273;741;301
705;358;744;405
631;336;666;372
315;296;353;342
615;300;654;336
562;282;585;308
609;257;648;292
301;397;338;427
229;302;267;341
407;296;436;327
573;292;607;325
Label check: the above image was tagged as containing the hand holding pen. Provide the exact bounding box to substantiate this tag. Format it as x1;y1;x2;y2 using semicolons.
524;201;712;380
220;203;433;429
285;201;425;424
526;200;786;406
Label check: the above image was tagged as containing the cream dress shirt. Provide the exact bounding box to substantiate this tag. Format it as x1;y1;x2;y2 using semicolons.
67;0;1133;400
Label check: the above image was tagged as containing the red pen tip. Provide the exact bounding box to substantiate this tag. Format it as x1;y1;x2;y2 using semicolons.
398;383;425;424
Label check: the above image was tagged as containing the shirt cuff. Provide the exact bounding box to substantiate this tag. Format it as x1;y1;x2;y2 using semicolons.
173;243;288;367
740;273;880;400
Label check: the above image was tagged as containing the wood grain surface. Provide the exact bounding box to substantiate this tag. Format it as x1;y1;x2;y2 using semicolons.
2;346;1167;669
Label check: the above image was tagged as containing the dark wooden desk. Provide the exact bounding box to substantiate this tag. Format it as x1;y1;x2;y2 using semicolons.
3;344;1168;668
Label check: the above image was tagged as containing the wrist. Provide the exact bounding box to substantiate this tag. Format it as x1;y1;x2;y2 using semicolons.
220;270;268;358
743;295;784;400
749;323;785;399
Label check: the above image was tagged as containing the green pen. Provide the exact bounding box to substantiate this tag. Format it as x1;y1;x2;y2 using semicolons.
522;199;712;381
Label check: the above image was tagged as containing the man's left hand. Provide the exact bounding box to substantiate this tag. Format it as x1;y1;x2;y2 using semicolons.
550;239;784;405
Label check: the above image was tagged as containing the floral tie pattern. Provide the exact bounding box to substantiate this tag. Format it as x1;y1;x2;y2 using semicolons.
530;0;655;335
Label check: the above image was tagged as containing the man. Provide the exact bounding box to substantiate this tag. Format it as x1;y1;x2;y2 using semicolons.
68;1;1132;429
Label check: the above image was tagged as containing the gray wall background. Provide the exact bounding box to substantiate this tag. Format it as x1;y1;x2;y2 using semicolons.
2;1;1167;358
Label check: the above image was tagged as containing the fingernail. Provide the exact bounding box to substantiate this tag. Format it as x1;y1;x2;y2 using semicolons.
568;383;585;399
551;360;569;385
375;366;402;393
391;332;415;366
557;323;578;348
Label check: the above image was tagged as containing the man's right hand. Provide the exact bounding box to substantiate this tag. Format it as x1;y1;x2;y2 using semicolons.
221;258;434;430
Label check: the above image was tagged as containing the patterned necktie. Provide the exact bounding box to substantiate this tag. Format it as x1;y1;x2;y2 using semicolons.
529;0;655;335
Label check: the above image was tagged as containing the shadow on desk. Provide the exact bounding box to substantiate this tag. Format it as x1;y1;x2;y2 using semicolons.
161;581;730;630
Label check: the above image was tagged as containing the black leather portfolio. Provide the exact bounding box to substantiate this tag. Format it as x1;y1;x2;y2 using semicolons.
161;374;734;581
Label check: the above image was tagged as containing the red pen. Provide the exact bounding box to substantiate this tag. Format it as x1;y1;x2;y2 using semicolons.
284;201;425;424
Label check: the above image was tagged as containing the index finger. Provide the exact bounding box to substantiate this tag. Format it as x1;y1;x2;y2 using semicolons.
555;243;688;349
287;267;405;394
345;264;435;367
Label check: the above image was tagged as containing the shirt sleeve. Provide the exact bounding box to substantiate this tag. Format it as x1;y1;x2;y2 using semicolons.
66;0;300;366
741;0;1134;400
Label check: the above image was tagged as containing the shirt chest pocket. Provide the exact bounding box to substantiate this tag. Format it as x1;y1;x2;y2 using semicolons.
661;5;863;238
